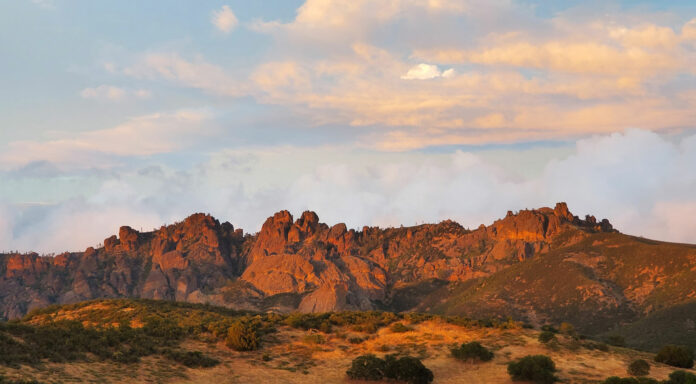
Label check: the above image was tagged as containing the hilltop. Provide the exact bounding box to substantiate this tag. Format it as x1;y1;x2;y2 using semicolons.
1;203;695;350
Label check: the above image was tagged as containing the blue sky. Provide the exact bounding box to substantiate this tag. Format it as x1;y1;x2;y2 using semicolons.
1;0;695;252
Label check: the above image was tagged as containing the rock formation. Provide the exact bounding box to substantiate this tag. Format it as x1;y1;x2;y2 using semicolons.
3;202;693;336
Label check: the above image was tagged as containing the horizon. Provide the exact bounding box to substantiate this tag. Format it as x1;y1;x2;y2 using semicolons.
1;0;696;253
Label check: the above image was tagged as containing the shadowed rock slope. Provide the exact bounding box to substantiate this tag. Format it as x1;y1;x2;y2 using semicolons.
2;203;695;340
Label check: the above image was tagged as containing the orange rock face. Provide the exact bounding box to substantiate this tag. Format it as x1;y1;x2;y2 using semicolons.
0;203;627;322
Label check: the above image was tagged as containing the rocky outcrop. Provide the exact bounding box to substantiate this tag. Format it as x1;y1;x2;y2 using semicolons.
0;203;625;320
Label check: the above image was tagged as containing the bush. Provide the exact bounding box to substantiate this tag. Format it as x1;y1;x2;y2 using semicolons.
507;355;557;384
606;335;626;347
163;349;219;368
384;355;434;384
450;341;494;362
538;331;556;344
390;323;413;333
627;359;650;376
346;354;386;381
602;377;659;384
559;322;576;336
303;333;325;345
665;370;696;384
655;345;694;369
225;322;259;351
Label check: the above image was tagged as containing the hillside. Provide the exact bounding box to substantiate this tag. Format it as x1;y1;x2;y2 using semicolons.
1;299;694;384
1;203;695;346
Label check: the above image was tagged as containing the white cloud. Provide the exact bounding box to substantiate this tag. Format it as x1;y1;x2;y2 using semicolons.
401;63;443;80
212;5;238;33
2;129;696;253
80;85;151;101
0;109;215;168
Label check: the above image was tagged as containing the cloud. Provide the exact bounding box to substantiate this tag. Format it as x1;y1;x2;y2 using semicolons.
123;53;245;97
2;129;696;253
0;109;215;168
401;63;454;80
80;85;151;101
212;5;238;33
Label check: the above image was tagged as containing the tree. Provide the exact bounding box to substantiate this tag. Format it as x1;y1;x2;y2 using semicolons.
450;341;494;362
507;355;557;384
384;355;434;384
346;354;386;381
655;345;694;369
627;359;650;376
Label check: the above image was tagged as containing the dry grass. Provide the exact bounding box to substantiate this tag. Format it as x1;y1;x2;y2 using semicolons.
2;319;694;383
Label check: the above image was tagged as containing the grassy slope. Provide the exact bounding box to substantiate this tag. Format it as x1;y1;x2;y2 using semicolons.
1;299;696;384
405;232;696;344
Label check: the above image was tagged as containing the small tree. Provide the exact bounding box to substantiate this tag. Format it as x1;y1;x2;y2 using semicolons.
655;345;695;369
346;354;386;381
225;321;259;351
507;355;557;384
666;370;696;384
384;355;434;384
451;341;494;362
627;359;650;376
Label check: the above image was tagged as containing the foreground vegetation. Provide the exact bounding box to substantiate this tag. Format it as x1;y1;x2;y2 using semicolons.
0;298;694;383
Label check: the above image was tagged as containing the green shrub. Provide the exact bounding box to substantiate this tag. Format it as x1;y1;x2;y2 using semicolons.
665;370;696;384
390;323;413;333
163;349;219;368
507;355;557;384
384;355;434;384
627;359;650;376
602;377;659;384
606;335;626;347
655;345;694;368
450;341;493;362
346;354;386;381
538;331;556;344
225;322;259;351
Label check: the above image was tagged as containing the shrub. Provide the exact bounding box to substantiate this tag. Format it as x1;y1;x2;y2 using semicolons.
627;359;650;376
390;323;413;333
538;331;556;344
665;370;696;384
602;377;659;384
348;337;365;344
225;322;259;351
163;349;219;368
655;345;694;368
606;335;626;347
559;322;576;336
450;341;494;362
303;333;325;345
541;325;558;333
346;354;386;381
384;355;434;384
507;355;557;384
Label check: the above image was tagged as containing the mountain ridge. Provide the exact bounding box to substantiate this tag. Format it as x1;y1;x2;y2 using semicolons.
2;202;695;347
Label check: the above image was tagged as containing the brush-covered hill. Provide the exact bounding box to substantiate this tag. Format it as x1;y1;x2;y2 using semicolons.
1;203;695;348
1;298;694;384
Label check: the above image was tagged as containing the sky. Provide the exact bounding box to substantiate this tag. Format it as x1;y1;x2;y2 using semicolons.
1;0;695;253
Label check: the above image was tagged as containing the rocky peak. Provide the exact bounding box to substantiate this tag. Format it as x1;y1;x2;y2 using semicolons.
118;226;140;251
